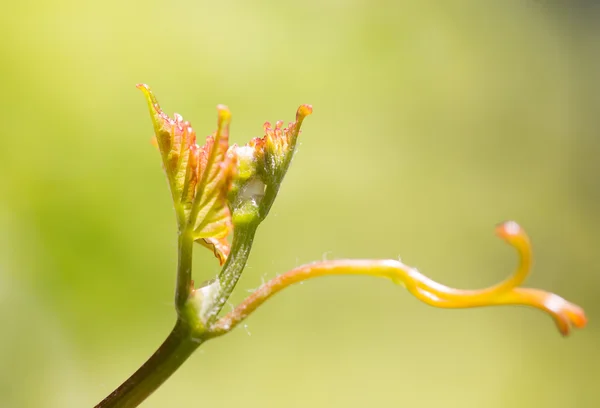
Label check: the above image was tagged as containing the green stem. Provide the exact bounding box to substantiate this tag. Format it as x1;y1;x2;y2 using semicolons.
205;223;258;323
176;229;194;312
96;227;198;408
94;320;202;408
259;184;280;220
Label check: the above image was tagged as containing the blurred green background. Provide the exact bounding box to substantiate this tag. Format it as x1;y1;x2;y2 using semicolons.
1;1;599;407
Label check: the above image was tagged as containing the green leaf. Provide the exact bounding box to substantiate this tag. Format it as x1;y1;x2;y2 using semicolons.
137;84;236;265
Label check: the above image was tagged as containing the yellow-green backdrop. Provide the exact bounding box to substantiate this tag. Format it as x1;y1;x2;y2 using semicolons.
1;1;599;407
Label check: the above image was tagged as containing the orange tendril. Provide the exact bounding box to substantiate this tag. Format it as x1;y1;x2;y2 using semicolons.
211;221;586;337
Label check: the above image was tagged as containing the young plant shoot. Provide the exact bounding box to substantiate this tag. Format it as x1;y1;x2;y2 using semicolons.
95;85;587;408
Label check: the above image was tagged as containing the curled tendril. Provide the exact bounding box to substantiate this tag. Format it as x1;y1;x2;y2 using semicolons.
209;221;587;337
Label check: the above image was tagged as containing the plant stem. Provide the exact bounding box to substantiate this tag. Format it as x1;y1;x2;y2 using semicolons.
95;224;259;407
95;319;202;408
176;229;194;312
96;228;199;408
204;223;259;323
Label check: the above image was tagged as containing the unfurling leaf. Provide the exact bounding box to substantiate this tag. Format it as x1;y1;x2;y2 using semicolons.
249;104;313;185
137;84;236;264
225;105;313;226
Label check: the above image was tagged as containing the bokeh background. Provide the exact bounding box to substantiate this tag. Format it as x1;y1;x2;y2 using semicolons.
1;1;599;407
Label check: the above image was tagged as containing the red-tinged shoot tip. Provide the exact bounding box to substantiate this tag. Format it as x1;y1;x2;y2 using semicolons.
136;84;156;105
296;104;313;121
